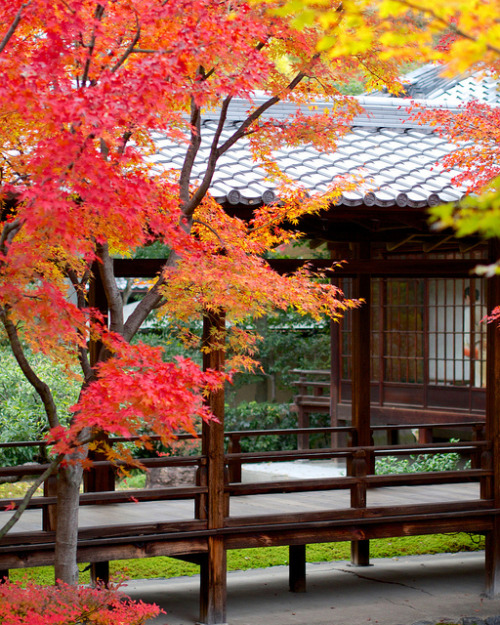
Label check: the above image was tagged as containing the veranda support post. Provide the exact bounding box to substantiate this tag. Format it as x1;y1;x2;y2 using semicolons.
86;268;115;586
485;241;500;597
199;311;227;625
350;244;372;566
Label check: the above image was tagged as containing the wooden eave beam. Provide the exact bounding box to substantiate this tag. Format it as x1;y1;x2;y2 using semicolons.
113;257;487;279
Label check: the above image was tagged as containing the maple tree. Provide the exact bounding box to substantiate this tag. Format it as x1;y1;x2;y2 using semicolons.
0;0;415;584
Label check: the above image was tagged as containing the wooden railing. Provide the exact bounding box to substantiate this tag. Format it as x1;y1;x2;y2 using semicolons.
0;423;489;534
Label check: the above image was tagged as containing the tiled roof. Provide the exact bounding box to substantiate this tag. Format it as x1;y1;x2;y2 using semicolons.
150;65;498;210
396;64;500;105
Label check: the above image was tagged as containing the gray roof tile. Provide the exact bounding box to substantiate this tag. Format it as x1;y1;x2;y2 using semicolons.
150;65;497;209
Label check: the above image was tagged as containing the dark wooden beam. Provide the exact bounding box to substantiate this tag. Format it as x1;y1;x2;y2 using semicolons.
113;258;485;279
199;311;227;625
350;245;371;567
87;268;113;587
485;240;500;597
289;544;306;592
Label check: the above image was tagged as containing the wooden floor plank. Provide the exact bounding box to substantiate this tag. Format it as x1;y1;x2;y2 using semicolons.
0;483;481;537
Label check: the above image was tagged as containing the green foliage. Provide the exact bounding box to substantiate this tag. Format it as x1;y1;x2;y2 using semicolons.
227;308;331;404
133;240;170;259
225;401;333;451
0;348;80;466
224;401;297;452
134;325;202;365
376;442;470;475
429;185;500;241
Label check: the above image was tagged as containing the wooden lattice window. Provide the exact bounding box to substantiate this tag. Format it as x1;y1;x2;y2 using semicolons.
339;277;486;390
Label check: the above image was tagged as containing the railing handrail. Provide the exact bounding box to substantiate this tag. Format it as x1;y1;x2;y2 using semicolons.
0;417;486;453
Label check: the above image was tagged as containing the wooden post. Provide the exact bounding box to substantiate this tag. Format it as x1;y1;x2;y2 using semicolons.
330;319;340;448
43;473;58;532
350;244;371;566
289;544;306;593
485;241;500;597
227;434;242;483
350;449;369;565
418;427;433;444
472;424;485;470
86;269;113;587
297;371;310;450
199;311;227;625
195;460;208;520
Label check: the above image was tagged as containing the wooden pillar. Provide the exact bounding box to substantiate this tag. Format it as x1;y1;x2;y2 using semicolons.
289;544;306;592
485;241;500;597
199;311;227;625
43;473;58;532
86;268;113;586
350;244;371;566
330;248;345;450
330;318;340;448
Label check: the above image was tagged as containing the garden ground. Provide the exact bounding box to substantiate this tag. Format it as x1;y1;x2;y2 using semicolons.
125;552;500;625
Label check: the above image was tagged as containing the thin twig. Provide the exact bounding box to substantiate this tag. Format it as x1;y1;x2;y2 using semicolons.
0;0;32;55
397;0;500;56
111;13;141;73
81;3;106;87
192;218;226;246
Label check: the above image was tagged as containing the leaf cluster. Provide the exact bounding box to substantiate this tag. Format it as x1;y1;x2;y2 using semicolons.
0;579;159;624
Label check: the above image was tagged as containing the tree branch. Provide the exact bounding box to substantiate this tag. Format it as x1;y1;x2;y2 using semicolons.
81;3;106;87
0;308;60;430
121;277;135;306
397;0;500;56
217;61;317;157
96;242;124;335
192;218;226;247
122;277;166;342
183;57;317;218
179;72;203;210
0;0;31;55
124;55;319;339
110;13;141;73
66;268;93;382
0;218;22;255
118;130;133;156
182;94;232;217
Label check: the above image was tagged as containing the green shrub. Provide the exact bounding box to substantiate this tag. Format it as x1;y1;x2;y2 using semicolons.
376;441;470;475
0;348;80;467
225;401;297;452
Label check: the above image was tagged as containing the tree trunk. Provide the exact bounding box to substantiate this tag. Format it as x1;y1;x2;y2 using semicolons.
54;462;84;584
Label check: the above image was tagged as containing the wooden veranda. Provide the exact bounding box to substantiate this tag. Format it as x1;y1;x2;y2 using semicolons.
1;228;500;625
2;65;500;623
